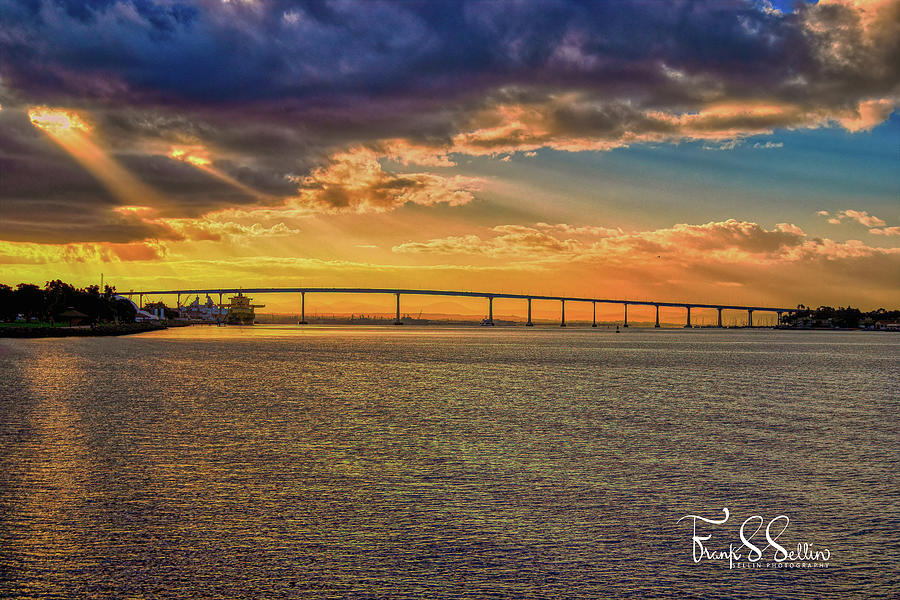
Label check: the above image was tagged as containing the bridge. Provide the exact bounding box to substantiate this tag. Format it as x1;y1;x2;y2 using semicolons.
122;287;797;328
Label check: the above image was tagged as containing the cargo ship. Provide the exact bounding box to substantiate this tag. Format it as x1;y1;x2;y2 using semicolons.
224;292;264;325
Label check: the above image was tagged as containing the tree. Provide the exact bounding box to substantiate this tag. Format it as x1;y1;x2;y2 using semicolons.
110;297;137;323
14;284;46;321
44;279;78;322
0;284;15;321
0;280;145;324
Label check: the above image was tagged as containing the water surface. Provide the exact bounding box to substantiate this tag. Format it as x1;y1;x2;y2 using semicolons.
1;327;897;598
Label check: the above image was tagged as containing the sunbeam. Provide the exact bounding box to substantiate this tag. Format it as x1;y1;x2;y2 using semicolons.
28;106;166;206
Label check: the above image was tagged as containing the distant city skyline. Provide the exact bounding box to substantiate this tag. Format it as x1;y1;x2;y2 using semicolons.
1;0;898;312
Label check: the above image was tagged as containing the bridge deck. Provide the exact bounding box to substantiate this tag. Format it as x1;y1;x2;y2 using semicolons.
124;287;794;313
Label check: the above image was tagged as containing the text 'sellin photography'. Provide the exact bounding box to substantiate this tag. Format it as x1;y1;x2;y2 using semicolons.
1;0;898;598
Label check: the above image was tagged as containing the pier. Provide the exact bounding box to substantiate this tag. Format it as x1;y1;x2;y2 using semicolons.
123;287;795;327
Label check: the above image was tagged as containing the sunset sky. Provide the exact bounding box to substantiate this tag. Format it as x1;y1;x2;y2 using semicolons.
1;0;898;317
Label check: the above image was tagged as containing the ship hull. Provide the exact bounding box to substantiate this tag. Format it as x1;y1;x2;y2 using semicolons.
224;293;262;325
225;315;255;325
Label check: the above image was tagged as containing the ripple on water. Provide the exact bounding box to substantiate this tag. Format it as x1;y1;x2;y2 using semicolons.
0;328;897;598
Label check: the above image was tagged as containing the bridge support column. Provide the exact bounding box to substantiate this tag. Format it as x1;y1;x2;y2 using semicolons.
776;310;783;327
685;306;692;328
717;307;723;328
624;304;629;328
560;300;566;327
138;293;143;309
177;293;181;309
526;298;533;326
299;292;307;324
592;302;597;327
655;305;660;328
394;293;403;325
219;292;224;322
748;309;753;328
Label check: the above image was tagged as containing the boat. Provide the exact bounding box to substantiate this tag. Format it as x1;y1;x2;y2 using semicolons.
224;292;264;325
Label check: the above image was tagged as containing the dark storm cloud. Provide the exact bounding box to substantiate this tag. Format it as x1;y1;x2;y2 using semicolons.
0;0;897;243
3;0;895;107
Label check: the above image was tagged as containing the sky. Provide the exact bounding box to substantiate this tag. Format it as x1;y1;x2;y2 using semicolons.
0;0;898;317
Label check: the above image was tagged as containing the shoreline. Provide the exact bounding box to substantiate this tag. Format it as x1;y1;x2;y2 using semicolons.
0;323;167;338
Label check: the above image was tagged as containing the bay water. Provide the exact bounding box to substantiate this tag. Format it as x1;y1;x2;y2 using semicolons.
1;327;897;598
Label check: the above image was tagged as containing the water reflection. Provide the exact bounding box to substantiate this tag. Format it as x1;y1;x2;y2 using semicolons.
4;350;99;597
0;329;897;598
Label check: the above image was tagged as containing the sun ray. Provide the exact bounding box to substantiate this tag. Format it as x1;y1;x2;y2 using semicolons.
169;144;269;200
28;106;166;206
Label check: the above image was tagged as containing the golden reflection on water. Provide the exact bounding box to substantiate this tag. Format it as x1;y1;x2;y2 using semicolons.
0;329;897;598
11;350;98;597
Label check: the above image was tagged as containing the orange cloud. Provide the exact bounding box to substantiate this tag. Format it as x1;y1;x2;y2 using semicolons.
28;106;91;134
168;220;299;242
376;139;456;167
825;209;887;227
110;205;300;243
0;240;166;265
838;98;897;132
6;216;896;312
869;226;900;236
167;143;269;200
0;206;301;265
393;219;899;267
169;145;211;167
394;225;581;257
285;147;482;214
387;218;899;308
632;221;808;257
534;223;624;237
374;92;896;163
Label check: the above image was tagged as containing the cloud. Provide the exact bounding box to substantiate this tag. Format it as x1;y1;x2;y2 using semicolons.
390;218;900;305
393;218;898;265
395;223;621;257
0;0;898;245
0;105;280;242
163;219;300;242
824;209;887;227
534;223;624;237
870;226;900;236
4;0;896;111
107;204;302;243
704;139;743;151
375;139;456;167
286;147;482;214
0;240;167;265
393;234;488;256
836;98;897;132
844;209;887;227
638;220;808;255
0;205;302;265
